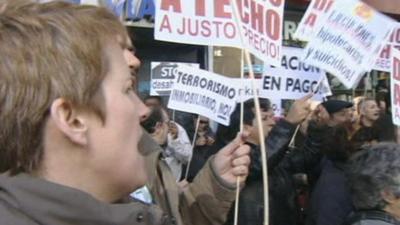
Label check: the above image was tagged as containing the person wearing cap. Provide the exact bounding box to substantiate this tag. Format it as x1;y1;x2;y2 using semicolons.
305;100;355;225
320;100;354;127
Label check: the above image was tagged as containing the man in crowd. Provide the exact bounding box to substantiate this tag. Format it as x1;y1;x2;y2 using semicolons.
350;97;381;150
320;99;354;127
305;99;354;225
186;116;216;182
143;95;193;181
222;95;329;225
0;1;251;225
141;107;192;181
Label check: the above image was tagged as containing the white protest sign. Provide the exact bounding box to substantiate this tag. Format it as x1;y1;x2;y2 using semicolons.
168;65;239;126
236;47;331;101
260;68;330;101
391;48;400;126
150;62;199;96
260;46;331;101
373;25;400;72
154;0;284;66
302;0;396;89
294;0;335;41
236;79;261;102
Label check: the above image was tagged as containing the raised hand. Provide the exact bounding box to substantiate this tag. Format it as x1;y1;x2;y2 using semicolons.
285;93;313;125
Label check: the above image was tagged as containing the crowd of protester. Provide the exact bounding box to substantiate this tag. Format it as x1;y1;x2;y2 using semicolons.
142;90;400;225
1;1;400;225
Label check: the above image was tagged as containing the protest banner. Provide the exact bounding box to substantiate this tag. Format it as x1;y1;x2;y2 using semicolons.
236;47;331;102
294;0;335;41
302;0;396;89
168;64;239;126
260;68;330;100
373;24;400;72
236;78;261;102
154;0;284;66
260;47;331;100
391;48;400;126
150;62;199;96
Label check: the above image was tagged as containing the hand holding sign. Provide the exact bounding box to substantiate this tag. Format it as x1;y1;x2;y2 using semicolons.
212;132;251;184
285;93;313;125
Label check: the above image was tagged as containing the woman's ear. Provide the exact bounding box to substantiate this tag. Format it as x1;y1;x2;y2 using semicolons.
49;98;88;146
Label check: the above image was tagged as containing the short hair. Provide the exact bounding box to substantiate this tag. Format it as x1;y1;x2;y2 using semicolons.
141;107;166;134
0;0;129;174
243;98;271;111
346;143;400;210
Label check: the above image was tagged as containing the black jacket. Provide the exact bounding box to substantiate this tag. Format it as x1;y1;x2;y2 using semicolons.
307;158;353;225
225;119;328;225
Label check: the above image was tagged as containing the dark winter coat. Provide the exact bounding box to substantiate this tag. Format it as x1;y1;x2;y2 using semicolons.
306;158;353;225
225;120;327;225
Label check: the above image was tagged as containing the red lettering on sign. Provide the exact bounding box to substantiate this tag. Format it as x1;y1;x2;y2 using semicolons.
159;15;172;33
236;0;249;24
313;0;333;11
269;0;283;7
266;9;280;41
394;83;400;106
251;1;263;34
389;29;400;44
215;0;231;18
325;0;334;13
201;20;211;37
195;0;206;16
379;45;391;59
161;0;182;13
305;13;317;27
393;57;400;81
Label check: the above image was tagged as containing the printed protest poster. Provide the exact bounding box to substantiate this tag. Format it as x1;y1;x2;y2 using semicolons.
168;65;239;126
150;62;199;96
302;0;396;89
294;0;335;41
260;47;331;101
373;24;400;72
154;0;284;66
236;78;261;102
391;48;400;126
